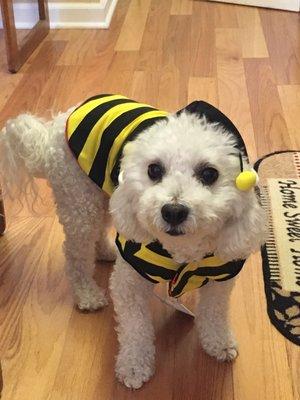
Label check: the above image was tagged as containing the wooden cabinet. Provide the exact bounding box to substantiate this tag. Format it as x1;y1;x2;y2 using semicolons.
0;0;50;72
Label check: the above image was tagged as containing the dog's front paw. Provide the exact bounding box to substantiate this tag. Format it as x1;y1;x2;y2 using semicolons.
200;331;238;362
213;345;238;362
115;349;155;389
76;286;108;311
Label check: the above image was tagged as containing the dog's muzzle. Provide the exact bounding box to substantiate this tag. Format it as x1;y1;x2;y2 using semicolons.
161;204;189;235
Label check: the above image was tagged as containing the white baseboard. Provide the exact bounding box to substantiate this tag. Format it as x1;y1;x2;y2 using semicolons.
0;0;118;29
209;0;300;11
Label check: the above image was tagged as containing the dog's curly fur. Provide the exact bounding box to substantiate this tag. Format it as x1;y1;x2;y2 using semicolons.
0;108;265;389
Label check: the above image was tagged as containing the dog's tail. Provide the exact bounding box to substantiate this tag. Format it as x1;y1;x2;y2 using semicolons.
0;114;49;201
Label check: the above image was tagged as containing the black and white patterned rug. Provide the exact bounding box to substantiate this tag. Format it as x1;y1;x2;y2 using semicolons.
255;151;300;346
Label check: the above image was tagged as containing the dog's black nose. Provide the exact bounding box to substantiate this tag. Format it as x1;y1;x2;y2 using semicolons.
161;204;189;225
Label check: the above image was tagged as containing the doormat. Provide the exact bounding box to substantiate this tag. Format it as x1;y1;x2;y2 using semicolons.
254;151;300;346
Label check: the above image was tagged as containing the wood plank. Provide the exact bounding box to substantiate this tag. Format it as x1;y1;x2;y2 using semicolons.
1;218;73;400
0;70;24;110
35;65;110;115
286;341;300;400
47;266;114;400
259;8;300;84
136;0;171;72
0;40;66;124
216;28;257;161
0;218;54;353
101;51;139;96
134;0;171;106
188;77;218;106
115;0;151;51
232;255;294;400
170;0;193;15
158;15;191;111
236;6;268;58
55;1;130;67
244;58;291;157
157;62;181;111
190;0;216;77
17;20;50;72
214;2;239;28
278;85;300;149
130;70;160;107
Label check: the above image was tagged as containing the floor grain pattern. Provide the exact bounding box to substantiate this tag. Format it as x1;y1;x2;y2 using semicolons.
0;1;299;399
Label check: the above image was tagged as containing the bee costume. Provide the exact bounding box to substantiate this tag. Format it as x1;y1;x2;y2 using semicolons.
66;94;257;298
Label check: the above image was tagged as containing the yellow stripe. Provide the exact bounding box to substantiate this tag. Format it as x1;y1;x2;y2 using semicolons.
134;245;179;270
198;256;224;267
145;274;166;283
77;102;162;174
67;94;126;138
102;110;169;194
117;235;127;251
175;275;207;296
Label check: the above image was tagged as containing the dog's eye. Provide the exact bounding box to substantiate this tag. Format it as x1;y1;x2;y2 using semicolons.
197;167;219;185
148;163;165;182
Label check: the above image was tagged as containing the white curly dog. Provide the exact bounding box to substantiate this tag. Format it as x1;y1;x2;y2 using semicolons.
0;95;265;389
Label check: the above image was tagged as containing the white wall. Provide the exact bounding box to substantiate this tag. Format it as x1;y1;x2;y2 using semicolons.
210;0;300;11
0;0;118;29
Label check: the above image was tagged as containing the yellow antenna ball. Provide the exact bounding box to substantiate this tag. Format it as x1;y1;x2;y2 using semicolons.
235;170;258;191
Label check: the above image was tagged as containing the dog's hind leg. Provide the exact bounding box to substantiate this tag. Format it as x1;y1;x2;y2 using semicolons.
52;174;109;311
110;256;155;389
95;200;117;263
63;217;108;311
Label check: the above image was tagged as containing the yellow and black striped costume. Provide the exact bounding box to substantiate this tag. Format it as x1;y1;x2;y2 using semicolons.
116;234;245;297
66;94;168;195
66;94;246;298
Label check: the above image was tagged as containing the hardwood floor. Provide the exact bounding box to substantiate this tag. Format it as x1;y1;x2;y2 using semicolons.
0;1;300;399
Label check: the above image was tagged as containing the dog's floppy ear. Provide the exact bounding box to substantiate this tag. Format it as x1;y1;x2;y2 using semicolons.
177;101;248;158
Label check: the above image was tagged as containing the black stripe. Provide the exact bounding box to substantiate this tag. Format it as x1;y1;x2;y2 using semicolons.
81;94;113;105
70;95;113;116
214;262;245;281
68;98;137;159
110;116;168;185
130;256;176;281
115;235;176;283
170;271;206;298
115;236;158;283
89;106;156;188
170;278;209;298
146;240;172;259
170;259;245;297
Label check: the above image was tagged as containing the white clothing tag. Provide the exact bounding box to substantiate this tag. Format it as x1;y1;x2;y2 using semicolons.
153;288;195;318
